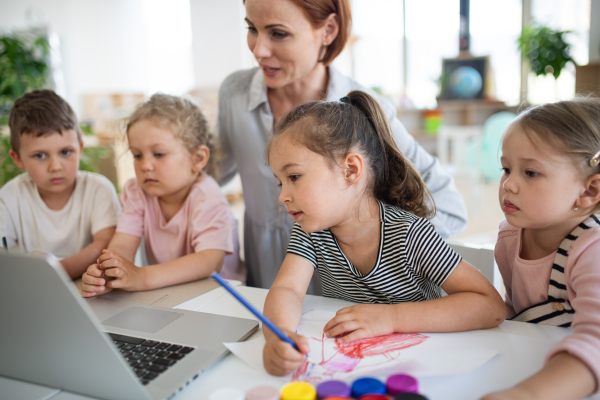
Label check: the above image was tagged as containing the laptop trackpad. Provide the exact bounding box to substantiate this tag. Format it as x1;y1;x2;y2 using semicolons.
102;306;184;333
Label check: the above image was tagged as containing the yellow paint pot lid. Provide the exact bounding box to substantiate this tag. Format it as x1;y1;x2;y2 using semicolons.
281;382;317;400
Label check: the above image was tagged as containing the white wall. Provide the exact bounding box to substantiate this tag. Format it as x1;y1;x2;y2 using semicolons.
591;0;600;62
189;0;254;89
0;0;148;116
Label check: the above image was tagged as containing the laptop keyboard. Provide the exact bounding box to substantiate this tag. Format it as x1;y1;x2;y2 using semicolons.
109;333;195;386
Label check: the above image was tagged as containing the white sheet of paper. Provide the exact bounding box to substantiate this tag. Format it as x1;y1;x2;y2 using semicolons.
224;309;499;383
224;336;268;375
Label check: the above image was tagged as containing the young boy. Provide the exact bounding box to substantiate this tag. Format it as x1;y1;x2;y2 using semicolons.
0;90;120;279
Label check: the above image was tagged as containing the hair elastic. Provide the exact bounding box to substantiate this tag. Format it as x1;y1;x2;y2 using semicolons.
590;151;600;167
339;96;352;105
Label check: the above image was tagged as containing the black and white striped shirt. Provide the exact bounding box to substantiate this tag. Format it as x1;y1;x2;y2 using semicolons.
287;201;462;304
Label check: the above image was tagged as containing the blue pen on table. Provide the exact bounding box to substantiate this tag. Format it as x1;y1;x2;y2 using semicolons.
2;237;7;252
211;271;308;357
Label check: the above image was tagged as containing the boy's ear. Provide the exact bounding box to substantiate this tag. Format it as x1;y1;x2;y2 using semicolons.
191;145;210;175
342;152;364;184
8;149;25;170
579;174;600;209
78;140;84;160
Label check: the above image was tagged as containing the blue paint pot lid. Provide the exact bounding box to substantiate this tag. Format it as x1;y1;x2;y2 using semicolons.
351;377;386;397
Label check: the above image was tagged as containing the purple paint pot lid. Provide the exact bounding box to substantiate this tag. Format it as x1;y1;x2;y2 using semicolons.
351;377;386;397
386;374;418;395
245;385;280;400
317;380;351;398
394;393;429;400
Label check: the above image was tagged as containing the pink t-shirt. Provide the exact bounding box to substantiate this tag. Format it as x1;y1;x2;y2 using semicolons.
495;220;600;391
116;175;245;282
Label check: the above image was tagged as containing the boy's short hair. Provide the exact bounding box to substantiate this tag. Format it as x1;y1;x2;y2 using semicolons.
8;90;81;154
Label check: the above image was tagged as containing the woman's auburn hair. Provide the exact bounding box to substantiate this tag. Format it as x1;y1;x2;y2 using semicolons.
289;0;352;65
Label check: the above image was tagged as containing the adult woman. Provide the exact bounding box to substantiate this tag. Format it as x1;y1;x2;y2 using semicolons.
218;0;468;290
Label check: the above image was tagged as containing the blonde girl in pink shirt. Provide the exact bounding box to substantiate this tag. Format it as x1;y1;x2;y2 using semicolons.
80;94;244;297
483;98;600;400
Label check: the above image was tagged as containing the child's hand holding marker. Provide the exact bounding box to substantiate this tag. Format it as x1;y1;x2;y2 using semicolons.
211;272;313;376
323;304;397;343
263;329;310;376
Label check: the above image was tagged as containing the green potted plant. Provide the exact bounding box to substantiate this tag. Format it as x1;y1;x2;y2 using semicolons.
0;33;50;186
0;32;109;187
518;24;575;79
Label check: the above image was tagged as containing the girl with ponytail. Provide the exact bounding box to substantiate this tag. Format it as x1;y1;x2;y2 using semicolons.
261;90;506;376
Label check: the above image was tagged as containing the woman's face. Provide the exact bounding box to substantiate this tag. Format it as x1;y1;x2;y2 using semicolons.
245;0;334;89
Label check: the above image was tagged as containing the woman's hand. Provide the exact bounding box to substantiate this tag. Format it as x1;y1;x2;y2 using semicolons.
262;330;310;376
323;304;397;343
96;249;146;291
80;263;114;297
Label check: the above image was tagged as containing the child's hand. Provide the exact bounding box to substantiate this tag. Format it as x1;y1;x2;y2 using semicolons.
80;263;114;297
263;330;310;376
323;304;396;343
97;249;146;291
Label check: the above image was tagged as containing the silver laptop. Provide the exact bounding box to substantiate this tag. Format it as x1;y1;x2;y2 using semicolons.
0;252;259;400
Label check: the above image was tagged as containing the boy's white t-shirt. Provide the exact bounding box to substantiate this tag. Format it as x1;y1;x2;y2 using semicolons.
0;171;121;259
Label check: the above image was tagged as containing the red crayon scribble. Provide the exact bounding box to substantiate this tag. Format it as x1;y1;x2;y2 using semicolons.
294;332;429;382
292;358;310;381
334;333;428;359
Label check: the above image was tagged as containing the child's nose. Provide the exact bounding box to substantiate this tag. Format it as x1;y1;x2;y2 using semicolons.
502;176;517;193
48;156;62;171
278;186;291;204
141;159;153;171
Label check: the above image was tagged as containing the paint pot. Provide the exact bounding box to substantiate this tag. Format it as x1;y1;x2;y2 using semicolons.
317;380;351;399
358;395;390;400
351;377;386;398
386;374;418;395
394;393;429;400
208;388;245;400
245;385;280;400
281;382;317;400
322;397;351;400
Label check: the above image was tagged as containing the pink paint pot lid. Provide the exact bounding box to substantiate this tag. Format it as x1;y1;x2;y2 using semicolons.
317;380;351;399
386;374;418;395
322;397;351;400
245;385;280;400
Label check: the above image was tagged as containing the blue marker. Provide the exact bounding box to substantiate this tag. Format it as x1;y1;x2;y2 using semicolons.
2;237;8;253
211;272;301;352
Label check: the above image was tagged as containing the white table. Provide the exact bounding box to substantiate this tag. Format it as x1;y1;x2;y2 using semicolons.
173;286;597;400
3;285;596;400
